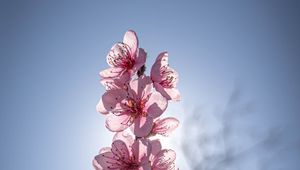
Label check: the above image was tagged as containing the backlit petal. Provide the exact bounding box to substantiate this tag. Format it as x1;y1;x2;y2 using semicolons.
96;99;109;114
101;89;126;112
99;147;111;154
99;67;124;78
106;43;132;68
145;91;168;118
132;138;151;164
111;140;130;163
113;131;135;153
164;88;180;101
154;83;180;101
100;73;130;90
129;76;152;99
151;52;168;82
123;30;138;59
105;113;130;132
155;51;169;64
92;158;103;170
152;149;176;169
131;116;153;137
152;117;179;136
139;162;151;170
149;140;162;161
133;48;147;72
95;151;123;169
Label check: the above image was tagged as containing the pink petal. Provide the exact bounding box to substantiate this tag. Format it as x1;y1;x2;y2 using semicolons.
113;131;134;154
145;91;168;118
100;78;120;91
100;74;130;90
164;88;180;101
154;83;180;101
170;68;179;87
155;51;169;64
140;77;153;100
123;30;138;59
93;147;112;170
138;163;151;170
131;116;153;137
152;117;179;136
117;70;131;83
95;151;123;169
111;140;130;163
101;89;126;112
131;138;151;164
99;67;124;78
105;113;130;132
129;76;152;99
99;147;111;154
152;149;176;169
132;48;147;72
149;140;162;161
92;159;103;170
151;52;179;92
151;52;168;82
155;65;179;89
96;99;109;114
106;42;133;68
153;163;176;170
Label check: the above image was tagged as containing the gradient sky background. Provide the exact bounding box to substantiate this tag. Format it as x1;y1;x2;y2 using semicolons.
1;0;300;170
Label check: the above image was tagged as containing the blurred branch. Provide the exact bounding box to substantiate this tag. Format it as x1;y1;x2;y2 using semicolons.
181;86;285;170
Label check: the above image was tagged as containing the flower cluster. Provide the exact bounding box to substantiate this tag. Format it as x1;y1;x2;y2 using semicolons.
93;30;180;170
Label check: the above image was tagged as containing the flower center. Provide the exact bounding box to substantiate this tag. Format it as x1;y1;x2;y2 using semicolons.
126;162;139;169
126;98;148;119
107;43;135;69
160;66;177;88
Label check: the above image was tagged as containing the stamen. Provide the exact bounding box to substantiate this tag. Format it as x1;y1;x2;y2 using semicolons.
124;98;148;120
159;66;177;88
107;43;135;69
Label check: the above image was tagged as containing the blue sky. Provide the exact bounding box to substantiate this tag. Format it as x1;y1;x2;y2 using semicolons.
1;1;300;169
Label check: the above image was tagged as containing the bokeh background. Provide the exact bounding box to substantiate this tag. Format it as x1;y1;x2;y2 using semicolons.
1;0;300;169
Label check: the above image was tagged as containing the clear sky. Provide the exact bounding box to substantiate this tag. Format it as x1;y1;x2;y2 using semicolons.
1;0;300;170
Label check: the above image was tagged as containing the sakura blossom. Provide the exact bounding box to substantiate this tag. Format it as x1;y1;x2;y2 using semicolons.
93;131;177;170
151;117;179;137
99;30;147;88
93;138;151;170
151;52;180;101
97;76;168;137
94;30;181;169
148;138;177;170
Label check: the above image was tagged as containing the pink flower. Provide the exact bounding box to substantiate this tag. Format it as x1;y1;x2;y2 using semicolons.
100;30;147;85
94;30;181;170
97;76;168;137
148;137;177;170
93;131;177;170
93;132;151;170
151;149;177;170
151;52;180;101
151;117;179;137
